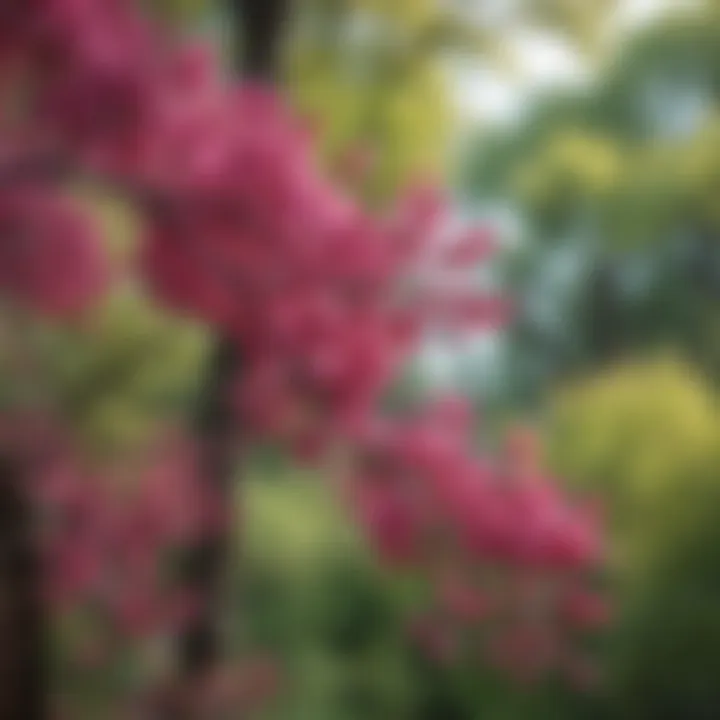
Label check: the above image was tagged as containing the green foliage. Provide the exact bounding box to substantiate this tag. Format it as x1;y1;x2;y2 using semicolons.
37;289;209;454
243;468;419;719
140;0;208;27
285;0;457;203
242;462;608;720
0;193;211;455
457;3;720;408
463;7;720;247
548;358;720;718
527;0;619;50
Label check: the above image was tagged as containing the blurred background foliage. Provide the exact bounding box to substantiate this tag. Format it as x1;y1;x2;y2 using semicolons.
549;358;720;719
4;0;720;717
461;0;720;408
237;355;720;719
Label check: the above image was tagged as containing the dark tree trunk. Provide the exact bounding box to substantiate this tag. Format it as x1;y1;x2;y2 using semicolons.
0;458;46;720
170;1;289;715
178;339;240;679
230;0;289;80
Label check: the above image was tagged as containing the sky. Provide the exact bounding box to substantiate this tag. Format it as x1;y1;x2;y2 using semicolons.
452;0;697;127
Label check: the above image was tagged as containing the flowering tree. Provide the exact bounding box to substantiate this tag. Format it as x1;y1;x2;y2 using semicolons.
0;1;604;718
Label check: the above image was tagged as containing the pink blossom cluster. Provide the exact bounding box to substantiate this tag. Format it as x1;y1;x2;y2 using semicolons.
0;188;108;315
1;418;281;717
2;426;204;639
350;411;606;683
1;0;504;451
0;0;606;690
